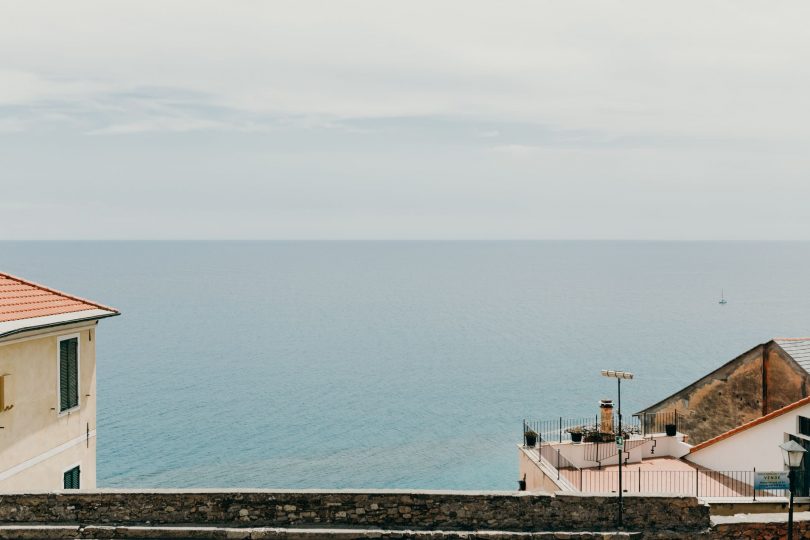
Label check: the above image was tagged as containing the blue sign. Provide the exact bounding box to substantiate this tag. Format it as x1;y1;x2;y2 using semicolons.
754;471;789;490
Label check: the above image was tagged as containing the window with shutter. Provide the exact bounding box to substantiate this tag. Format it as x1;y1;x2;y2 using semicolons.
59;337;79;412
800;416;810;437
63;466;80;489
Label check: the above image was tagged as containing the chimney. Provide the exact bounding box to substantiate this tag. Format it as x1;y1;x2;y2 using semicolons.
599;399;614;433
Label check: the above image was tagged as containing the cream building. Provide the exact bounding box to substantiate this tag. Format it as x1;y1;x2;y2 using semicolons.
0;272;119;491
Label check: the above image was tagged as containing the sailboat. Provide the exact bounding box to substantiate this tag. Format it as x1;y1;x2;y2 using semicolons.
719;289;727;305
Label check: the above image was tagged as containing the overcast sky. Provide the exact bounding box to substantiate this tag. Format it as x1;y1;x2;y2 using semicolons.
2;1;809;240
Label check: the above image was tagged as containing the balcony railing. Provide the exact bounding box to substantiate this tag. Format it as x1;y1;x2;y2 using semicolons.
523;410;679;445
529;448;790;499
538;444;582;490
579;468;788;499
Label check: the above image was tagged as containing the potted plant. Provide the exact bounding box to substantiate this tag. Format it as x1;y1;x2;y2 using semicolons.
566;427;584;443
524;430;538;447
665;424;677;436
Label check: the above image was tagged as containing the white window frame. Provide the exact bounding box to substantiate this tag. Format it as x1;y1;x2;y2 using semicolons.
56;333;81;416
61;462;81;489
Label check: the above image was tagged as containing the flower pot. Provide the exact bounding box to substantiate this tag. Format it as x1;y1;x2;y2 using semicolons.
571;432;583;443
525;432;537;447
665;424;677;436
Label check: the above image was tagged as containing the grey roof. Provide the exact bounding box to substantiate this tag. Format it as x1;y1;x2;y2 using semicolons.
775;338;810;373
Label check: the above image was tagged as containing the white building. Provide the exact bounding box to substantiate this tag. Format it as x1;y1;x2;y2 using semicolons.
687;396;810;495
520;395;810;499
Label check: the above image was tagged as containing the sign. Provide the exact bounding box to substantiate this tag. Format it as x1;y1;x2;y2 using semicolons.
754;471;790;490
616;436;624;449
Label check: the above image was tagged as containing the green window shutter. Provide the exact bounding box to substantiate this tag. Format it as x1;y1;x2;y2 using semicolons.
59;340;70;412
67;339;79;409
59;338;79;412
63;466;80;489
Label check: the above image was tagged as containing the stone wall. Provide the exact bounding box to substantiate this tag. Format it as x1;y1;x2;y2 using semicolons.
765;344;810;415
637;341;810;445
712;518;810;539
0;490;709;534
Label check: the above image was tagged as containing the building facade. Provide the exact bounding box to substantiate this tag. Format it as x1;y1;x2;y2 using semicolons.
635;338;810;445
0;273;118;491
520;339;810;500
687;395;810;496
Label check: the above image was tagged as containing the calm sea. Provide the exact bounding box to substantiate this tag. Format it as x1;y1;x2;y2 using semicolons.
1;241;809;489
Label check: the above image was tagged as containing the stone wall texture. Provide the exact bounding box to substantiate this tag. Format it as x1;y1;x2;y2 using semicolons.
638;341;810;445
712;520;810;539
0;490;709;534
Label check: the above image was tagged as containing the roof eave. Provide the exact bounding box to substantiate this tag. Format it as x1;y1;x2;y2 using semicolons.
0;310;120;340
689;395;810;454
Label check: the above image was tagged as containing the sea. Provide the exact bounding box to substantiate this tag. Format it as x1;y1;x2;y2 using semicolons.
1;241;809;490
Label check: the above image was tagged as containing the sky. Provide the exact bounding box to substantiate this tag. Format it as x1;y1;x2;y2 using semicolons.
2;1;810;240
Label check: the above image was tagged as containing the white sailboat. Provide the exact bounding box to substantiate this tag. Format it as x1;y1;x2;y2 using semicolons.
719;289;727;305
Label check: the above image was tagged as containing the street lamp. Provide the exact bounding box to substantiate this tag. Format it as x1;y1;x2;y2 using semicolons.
601;369;634;528
780;440;807;540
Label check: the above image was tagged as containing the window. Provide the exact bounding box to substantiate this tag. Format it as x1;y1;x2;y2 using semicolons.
63;466;80;489
800;416;810;437
59;337;79;412
0;373;13;413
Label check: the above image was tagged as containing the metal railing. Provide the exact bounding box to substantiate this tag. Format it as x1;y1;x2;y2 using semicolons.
582;438;649;465
638;410;679;435
579;468;789;499
524;411;677;444
538;444;582;490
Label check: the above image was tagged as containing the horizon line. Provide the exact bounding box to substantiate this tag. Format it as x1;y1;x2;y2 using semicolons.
2;238;810;243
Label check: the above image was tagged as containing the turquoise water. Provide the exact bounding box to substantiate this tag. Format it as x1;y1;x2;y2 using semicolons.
1;241;809;489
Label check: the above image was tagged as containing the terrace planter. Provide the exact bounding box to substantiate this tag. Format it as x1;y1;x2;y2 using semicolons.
524;431;538;447
570;432;583;443
584;431;614;443
665;424;677;436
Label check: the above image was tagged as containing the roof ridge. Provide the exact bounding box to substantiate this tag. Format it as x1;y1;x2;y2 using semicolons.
0;272;119;315
774;337;810;341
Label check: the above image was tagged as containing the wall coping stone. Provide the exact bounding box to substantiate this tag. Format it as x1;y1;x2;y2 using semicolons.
711;510;810;525
0;489;548;497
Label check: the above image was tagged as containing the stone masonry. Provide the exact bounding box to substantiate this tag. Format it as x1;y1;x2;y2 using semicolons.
0;490;708;535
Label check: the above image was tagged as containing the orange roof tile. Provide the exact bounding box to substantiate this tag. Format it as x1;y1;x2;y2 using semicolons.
0;272;119;323
689;395;810;454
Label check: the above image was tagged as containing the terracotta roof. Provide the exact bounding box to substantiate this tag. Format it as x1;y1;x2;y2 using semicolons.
0;272;118;323
689;395;810;454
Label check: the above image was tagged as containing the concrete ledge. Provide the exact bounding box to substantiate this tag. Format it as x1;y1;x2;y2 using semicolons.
711;510;810;525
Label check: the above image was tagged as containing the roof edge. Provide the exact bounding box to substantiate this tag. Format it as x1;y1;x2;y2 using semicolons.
0;310;120;340
689;395;810;454
634;340;771;416
0;272;120;316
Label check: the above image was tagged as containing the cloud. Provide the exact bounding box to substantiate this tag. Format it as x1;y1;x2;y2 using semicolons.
2;1;810;139
2;1;810;239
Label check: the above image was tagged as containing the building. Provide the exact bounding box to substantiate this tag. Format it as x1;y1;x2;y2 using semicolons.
519;339;810;500
521;394;810;499
636;338;810;445
688;395;810;496
0;273;119;491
